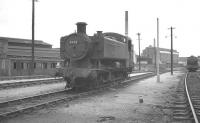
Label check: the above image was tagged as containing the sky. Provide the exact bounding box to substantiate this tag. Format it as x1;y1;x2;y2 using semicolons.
0;0;200;57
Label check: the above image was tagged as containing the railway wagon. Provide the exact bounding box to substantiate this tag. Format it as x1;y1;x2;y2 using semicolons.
60;22;133;89
187;56;199;72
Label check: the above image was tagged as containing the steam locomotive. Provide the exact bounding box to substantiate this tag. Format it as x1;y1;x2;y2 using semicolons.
60;22;134;89
186;56;199;72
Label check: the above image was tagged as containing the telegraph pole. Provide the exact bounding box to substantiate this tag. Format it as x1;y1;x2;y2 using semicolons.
154;38;156;72
31;0;35;75
137;33;141;71
156;18;160;82
169;27;175;75
31;0;38;75
132;45;135;71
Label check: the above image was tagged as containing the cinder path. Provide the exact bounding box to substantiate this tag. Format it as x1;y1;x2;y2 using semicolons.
4;71;184;123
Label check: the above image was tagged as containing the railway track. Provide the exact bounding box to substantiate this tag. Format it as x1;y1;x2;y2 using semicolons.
173;72;200;123
0;77;63;90
0;72;155;121
0;75;52;81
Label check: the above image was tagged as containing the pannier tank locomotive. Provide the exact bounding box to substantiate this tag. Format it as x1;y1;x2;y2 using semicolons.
186;56;199;72
60;22;134;89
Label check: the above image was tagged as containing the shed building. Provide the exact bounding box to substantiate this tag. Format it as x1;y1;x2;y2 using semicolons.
142;45;179;64
0;37;62;76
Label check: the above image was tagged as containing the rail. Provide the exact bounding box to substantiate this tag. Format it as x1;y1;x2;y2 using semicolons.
0;72;156;120
0;75;52;81
185;72;199;123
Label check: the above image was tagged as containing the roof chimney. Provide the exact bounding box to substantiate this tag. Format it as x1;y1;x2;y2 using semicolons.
125;11;128;37
76;22;87;34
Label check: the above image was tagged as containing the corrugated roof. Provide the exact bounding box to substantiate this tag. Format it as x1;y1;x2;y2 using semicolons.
0;37;62;61
7;48;60;58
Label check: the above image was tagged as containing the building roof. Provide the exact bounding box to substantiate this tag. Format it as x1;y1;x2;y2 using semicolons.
0;37;52;47
0;37;62;61
145;45;179;53
7;46;60;58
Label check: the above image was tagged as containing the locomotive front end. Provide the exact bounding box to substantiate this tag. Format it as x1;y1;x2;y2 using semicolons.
187;56;199;72
60;22;93;89
61;22;91;61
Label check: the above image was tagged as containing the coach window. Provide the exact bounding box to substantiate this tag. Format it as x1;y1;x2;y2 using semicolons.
27;63;29;69
13;62;17;69
51;63;56;68
21;62;24;69
1;60;5;69
24;63;27;69
34;63;36;69
43;63;47;69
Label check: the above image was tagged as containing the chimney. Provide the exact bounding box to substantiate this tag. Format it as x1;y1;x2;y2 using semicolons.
97;31;103;35
76;22;87;34
125;11;128;37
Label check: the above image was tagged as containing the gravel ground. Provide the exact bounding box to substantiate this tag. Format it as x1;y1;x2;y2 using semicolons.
3;71;185;123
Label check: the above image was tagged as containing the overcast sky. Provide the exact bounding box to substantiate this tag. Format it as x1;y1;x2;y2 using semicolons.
0;0;199;57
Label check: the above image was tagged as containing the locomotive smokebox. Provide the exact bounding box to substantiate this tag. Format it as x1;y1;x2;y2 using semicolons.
76;22;87;34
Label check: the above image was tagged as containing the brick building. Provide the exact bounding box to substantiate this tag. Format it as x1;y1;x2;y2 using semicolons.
142;45;179;64
0;37;62;76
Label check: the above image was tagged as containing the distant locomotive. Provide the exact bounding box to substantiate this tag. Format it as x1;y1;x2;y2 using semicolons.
187;56;199;72
60;22;134;89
